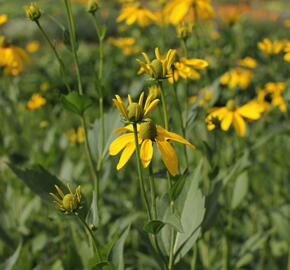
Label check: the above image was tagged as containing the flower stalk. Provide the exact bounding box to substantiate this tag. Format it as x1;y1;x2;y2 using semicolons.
158;81;169;130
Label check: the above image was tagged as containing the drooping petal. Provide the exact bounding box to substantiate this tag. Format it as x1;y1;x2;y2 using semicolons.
140;139;153;168
114;124;135;134
233;113;246;136
221;111;233;131
116;142;136;170
109;133;135;155
156;140;178;176
237;103;261;120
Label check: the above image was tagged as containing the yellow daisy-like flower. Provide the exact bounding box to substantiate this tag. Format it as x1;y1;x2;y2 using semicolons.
257;38;284;55
206;100;261;136
136;47;177;80
108;37;140;55
163;0;214;25
49;184;81;212
0;14;8;25
0;41;32;76
116;3;157;27
220;68;254;89
109;119;195;176
66;127;85;144
237;57;257;69
168;57;208;83
113;92;159;123
26;93;46;110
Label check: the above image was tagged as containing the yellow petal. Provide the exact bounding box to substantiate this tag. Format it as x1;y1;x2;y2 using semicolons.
237;103;261;120
109;133;135;155
49;193;62;204
76;185;81;203
233;113;246;136
140;139;153;168
128;94;133;104
221;111;233;131
144;99;159;115
116;142;136;170
138;92;144;106
54;185;64;198
156;140;178;176
114;124;137;134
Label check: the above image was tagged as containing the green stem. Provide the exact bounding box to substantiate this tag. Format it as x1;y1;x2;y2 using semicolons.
222;235;230;270
81;116;100;212
76;213;101;261
158;81;169;130
287;245;290;270
63;0;83;95
132;123;152;220
35;21;71;92
191;244;197;270
148;164;157;220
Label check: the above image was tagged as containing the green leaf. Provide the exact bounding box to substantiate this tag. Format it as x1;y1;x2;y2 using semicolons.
231;171;248;209
0;241;22;270
9;164;65;202
112;226;130;270
86;191;99;228
143;220;165;234
62;92;93;115
169;173;187;201
100;232;120;261
91;262;115;270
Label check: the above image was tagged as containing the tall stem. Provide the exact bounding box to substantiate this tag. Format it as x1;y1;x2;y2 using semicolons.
76;213;101;261
35;21;71;92
148;164;157;220
158;81;169;130
132;123;152;220
63;0;83;95
222;235;230;270
287;244;290;270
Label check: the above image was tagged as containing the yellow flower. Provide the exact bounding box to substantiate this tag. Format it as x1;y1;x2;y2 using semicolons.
108;37;140;55
26;41;39;53
0;41;32;76
168;57;208;83
24;3;41;21
163;0;214;25
109;119;195;176
283;42;290;62
137;48;176;80
257;38;284;55
49;184;81;212
66;127;85;143
0;14;8;25
40;82;50;91
39;121;49;128
220;68;253;89
283;19;290;28
113;92;159;123
237;57;257;69
117;3;157;27
26;93;46;110
176;22;193;40
206;100;261;136
148;84;161;99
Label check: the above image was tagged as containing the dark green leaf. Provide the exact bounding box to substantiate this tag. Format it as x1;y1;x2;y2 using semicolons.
143;220;165;234
169;173;187;201
231;171;248;209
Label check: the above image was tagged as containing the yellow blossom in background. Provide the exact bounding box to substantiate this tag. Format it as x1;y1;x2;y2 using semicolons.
108;37;140;55
26;41;39;53
220;68;254;89
188;88;213;106
169;57;208;83
117;3;157;27
40;82;50;91
26;93;46;110
39;121;49;128
237;57;257;69
148;84;161;99
176;22;193;40
109;119;195;176
49;184;81;212
137;48;176;80
262;82;287;112
206;100;261;136
66;127;85;144
113;92;159;123
257;38;284;55
283;19;290;28
283;42;290;62
210;31;220;40
163;0;214;25
0;14;8;24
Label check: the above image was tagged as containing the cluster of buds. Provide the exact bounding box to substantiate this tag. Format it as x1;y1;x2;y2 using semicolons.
24;3;41;21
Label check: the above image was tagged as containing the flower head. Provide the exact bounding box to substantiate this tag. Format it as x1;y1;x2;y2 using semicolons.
26;41;39;53
108;37;140;55
24;3;41;21
26;93;46;110
237;57;257;69
0;14;8;25
49;185;81;212
258;38;284;55
66;127;85;143
220;67;253;89
206;100;262;136
113;92;159;123
109;119;195;176
176;22;193;40
137;48;176;80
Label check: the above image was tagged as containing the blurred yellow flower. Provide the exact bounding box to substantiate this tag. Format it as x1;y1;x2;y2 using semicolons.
169;57;208;83
109;119;195;175
26;41;39;53
0;14;8;25
26;93;46;110
163;0;214;25
283;42;290;62
258;38;284;55
220;68;253;89
137;48;176;80
108;37;140;55
0;41;32;76
148;84;161;99
176;22;193;40
117;3;157;27
66;127;85;144
188;88;213;106
40;82;50;91
113;92;159;123
237;57;257;69
206;100;261;136
283;19;290;28
39;121;49;128
49;184;81;212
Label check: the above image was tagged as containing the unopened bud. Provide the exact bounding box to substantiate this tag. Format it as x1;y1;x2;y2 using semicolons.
87;0;99;13
150;59;163;79
24;3;41;21
127;102;143;122
176;22;192;40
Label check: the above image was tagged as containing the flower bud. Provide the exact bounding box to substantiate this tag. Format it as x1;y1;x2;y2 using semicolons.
87;0;99;14
150;59;163;79
139;119;157;140
176;22;192;40
24;3;41;21
127;102;143;122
